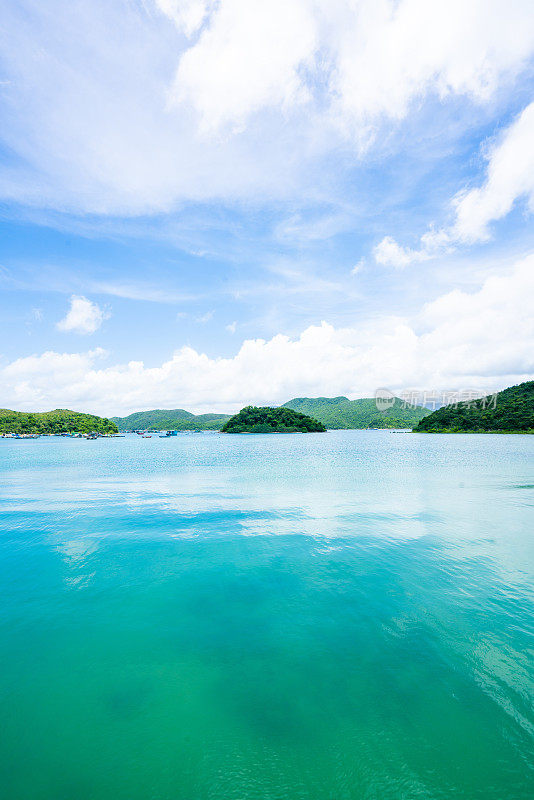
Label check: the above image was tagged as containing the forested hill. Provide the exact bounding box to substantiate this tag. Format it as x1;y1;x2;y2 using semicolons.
111;408;231;431
222;406;326;433
414;381;534;433
283;396;430;429
0;409;118;435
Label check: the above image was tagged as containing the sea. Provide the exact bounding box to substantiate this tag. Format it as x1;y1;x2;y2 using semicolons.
1;430;533;799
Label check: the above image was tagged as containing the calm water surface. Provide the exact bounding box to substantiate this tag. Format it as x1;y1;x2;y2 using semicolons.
1;431;533;799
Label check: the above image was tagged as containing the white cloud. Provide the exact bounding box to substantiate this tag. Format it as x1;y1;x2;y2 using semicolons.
5;253;533;415
173;0;534;136
375;101;534;266
374;228;454;268
452;101;534;242
56;295;109;335
373;236;430;269
154;0;212;37
0;1;533;213
328;0;534;130
173;0;317;132
226;321;237;334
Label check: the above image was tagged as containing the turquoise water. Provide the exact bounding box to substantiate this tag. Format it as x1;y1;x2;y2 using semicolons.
0;431;533;800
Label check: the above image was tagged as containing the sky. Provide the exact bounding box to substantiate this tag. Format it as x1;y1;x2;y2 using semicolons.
0;0;533;416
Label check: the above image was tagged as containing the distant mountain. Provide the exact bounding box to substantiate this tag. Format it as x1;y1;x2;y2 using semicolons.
111;408;231;431
414;381;534;433
113;396;429;432
0;408;117;435
283;396;430;429
222;406;326;434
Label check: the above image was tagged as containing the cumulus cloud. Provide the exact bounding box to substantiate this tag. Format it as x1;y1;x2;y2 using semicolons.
173;0;534;135
173;0;317;132
4;253;533;415
375;101;534;267
56;295;109;335
0;1;533;212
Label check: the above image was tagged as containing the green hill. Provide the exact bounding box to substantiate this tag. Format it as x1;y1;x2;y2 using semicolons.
0;408;118;435
414;381;534;433
111;408;231;431
283;396;430;429
222;406;326;434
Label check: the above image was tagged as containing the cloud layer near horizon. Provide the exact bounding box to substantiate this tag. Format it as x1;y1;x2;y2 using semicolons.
3;254;533;416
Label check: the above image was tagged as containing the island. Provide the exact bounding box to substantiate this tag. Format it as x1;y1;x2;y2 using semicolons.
0;408;118;435
283;395;430;429
112;408;231;431
221;406;326;434
414;380;534;433
118;396;429;432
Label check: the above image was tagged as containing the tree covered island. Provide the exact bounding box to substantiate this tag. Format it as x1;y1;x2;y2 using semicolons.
414;381;534;433
0;408;118;435
221;406;326;433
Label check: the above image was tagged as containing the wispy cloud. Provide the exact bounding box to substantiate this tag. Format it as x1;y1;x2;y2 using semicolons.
351;259;365;275
0;1;533;215
195;310;214;323
91;281;197;304
374;101;534;267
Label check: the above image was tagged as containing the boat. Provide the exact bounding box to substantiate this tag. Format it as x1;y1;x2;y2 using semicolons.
159;430;178;437
85;432;99;440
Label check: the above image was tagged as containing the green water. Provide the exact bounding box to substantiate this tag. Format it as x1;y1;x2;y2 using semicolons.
0;431;533;799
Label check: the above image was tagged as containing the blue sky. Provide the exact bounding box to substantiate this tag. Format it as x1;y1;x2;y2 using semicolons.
0;0;533;415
